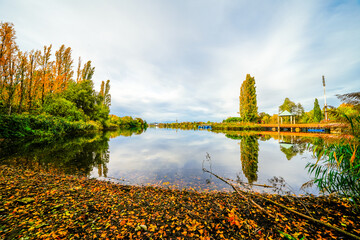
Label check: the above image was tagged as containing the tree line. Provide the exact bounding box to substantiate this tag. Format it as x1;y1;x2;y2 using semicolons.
230;74;359;124
0;22;112;125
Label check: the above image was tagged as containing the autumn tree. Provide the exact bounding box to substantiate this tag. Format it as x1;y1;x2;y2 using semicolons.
53;45;73;93
0;22;113;127
337;92;360;111
0;22;18;114
16;51;28;113
239;74;258;122
38;45;53;105
313;98;322;122
100;79;111;109
26;50;40;111
258;112;271;124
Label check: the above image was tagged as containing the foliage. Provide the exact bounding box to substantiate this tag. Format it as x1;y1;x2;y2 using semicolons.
336;103;359;120
223;117;242;123
279;142;307;161
1;165;359;239
279;98;305;123
0;22;116;131
0;22;78;115
306;93;360;203
109;115;148;130
292;103;305;120
313;98;322;123
336;92;360;111
0;132;110;176
307;110;360;210
0;114;98;139
258;112;271;124
279;98;296;113
306;138;360;202
212;122;260;131
239;74;258;122
300;110;314;123
157;122;202;130
42;97;87;122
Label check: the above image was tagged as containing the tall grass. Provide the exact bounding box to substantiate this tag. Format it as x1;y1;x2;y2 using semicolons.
306;114;359;209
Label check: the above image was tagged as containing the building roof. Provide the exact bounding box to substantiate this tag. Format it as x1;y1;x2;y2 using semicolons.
279;110;293;116
279;142;294;149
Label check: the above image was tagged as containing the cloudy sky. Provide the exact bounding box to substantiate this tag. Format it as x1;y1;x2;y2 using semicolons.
1;0;359;122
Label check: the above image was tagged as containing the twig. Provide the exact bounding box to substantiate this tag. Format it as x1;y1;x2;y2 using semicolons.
204;168;360;239
202;167;275;218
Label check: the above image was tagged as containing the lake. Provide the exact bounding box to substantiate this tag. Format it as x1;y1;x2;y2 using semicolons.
0;127;325;195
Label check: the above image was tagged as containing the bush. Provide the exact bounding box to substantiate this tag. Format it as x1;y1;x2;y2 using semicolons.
42;97;87;122
223;117;242;123
108;115;147;129
0;114;99;139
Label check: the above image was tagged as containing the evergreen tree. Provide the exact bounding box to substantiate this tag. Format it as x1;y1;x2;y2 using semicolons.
239;74;258;122
313;98;322;122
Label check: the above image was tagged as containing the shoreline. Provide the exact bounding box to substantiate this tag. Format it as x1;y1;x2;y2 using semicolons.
1;165;359;239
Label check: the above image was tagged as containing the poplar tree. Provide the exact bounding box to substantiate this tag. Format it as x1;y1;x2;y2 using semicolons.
0;22;18;114
313;98;322;122
239;74;258;122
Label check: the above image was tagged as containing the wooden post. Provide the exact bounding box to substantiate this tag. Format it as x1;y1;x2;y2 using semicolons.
277;112;280;135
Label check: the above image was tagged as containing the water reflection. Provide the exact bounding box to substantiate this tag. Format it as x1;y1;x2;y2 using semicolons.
278;136;307;160
239;135;259;184
1;128;341;194
0;128;145;176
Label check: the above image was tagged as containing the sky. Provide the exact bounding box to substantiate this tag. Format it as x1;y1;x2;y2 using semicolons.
1;0;359;122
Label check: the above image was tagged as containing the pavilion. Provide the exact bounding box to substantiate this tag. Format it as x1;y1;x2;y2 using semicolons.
279;110;295;124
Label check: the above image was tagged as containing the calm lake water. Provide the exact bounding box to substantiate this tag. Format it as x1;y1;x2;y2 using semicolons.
1;127;323;195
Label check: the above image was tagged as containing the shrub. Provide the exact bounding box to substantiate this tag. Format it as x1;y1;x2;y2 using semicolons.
223;117;242;123
42;97;87;122
0;114;99;139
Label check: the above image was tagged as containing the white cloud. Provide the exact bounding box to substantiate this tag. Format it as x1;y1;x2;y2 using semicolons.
1;0;359;122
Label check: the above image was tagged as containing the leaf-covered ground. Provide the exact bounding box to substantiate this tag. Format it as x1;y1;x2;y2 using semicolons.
0;165;359;239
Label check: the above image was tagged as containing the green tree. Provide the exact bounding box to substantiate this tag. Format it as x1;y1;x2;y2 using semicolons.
239;74;258;122
42;96;86;121
313;98;322;122
293;103;304;116
279;98;296;113
63;80;97;119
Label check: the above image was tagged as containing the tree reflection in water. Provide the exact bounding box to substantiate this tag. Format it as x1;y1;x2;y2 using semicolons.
224;132;260;184
0;128;146;176
278;135;307;160
240;135;259;184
